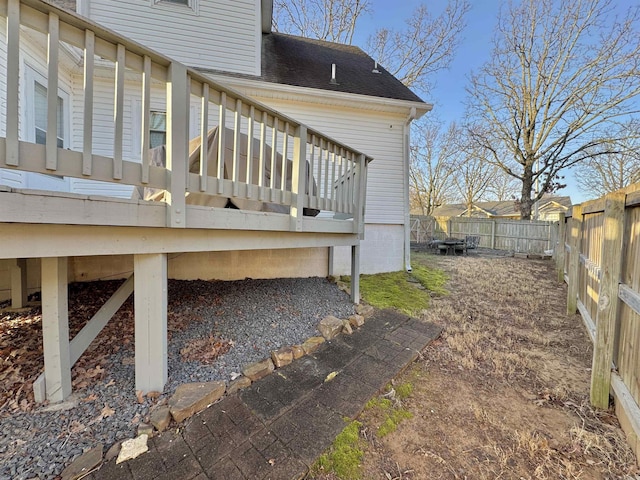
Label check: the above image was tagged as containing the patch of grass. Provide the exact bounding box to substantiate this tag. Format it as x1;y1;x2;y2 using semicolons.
410;264;448;295
366;384;415;438
341;264;447;315
314;421;364;480
365;397;393;410
395;382;413;400
377;409;413;437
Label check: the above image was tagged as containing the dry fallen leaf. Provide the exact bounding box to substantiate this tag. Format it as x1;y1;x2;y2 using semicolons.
324;371;339;383
69;420;86;434
146;391;161;400
82;393;98;402
136;390;145;404
101;403;115;418
105;379;115;387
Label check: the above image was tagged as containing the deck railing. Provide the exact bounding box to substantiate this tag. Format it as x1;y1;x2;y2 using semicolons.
0;0;371;233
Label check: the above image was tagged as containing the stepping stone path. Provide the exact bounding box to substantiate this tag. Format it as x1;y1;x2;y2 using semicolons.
84;308;441;480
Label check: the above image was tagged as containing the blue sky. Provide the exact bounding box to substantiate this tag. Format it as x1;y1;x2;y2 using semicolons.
353;0;590;203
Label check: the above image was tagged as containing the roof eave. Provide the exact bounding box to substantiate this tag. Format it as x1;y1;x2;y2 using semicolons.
203;72;433;116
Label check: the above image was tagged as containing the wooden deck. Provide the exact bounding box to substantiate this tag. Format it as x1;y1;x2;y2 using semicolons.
0;0;371;403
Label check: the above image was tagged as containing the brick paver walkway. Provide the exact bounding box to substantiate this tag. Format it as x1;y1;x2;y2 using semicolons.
88;309;441;480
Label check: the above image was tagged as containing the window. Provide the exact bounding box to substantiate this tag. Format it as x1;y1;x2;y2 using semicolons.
20;66;71;191
34;81;65;148
150;0;199;14
149;111;166;148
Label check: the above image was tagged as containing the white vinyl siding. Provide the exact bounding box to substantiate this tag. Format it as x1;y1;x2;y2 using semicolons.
83;0;260;75
238;98;407;225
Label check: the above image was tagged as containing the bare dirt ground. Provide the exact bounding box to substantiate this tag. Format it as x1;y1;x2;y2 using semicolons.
315;252;640;480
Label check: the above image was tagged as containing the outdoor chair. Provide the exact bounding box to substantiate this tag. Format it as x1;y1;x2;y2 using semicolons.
464;235;481;254
427;237;443;251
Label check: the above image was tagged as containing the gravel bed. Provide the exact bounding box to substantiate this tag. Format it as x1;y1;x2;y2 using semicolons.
0;277;354;480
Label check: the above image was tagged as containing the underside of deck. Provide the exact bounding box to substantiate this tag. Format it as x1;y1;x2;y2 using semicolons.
0;188;362;405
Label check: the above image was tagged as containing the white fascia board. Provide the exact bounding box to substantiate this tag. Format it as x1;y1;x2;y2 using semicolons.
203;73;433;118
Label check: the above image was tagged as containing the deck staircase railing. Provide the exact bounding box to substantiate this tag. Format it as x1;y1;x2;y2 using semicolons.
0;0;371;234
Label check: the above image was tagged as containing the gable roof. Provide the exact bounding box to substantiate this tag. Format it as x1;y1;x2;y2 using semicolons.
259;33;425;103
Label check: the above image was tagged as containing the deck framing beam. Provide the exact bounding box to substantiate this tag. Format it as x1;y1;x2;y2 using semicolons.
0;223;359;259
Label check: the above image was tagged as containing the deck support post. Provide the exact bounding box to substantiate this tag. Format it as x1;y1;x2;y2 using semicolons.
10;258;28;308
351;244;360;304
41;257;71;403
328;246;335;278
591;192;626;409
567;205;583;315
134;253;167;393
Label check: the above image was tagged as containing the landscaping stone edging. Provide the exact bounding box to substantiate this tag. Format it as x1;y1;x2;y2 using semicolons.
69;304;376;472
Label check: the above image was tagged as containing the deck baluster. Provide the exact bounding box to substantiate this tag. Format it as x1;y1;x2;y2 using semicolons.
46;12;60;171
217;92;226;194
113;44;125;180
258;111;267;200
140;55;151;184
291;125;307;231
199;83;209;191
82;30;95;176
232;98;242;198
5;0;20;166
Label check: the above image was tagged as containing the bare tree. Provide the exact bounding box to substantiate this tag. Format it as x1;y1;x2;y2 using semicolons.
466;0;640;219
409;121;458;215
451;128;508;214
483;168;520;201
574;120;640;196
273;0;371;44
274;0;470;95
366;0;470;93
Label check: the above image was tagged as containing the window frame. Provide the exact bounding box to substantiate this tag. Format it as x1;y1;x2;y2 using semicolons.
149;0;199;15
23;65;71;148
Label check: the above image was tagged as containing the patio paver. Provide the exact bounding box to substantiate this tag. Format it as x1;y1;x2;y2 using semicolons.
87;309;441;480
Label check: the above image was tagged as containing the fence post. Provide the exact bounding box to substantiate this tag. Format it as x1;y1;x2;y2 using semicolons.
447;219;452;237
590;192;626;409
491;220;496;249
556;213;566;283
566;204;583;315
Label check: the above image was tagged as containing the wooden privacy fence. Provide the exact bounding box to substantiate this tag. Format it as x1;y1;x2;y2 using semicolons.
410;215;558;254
561;185;640;461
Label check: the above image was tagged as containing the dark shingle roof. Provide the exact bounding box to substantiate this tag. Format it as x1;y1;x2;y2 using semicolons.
260;33;425;103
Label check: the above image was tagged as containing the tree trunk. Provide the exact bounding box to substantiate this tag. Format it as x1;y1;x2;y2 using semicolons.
519;166;534;219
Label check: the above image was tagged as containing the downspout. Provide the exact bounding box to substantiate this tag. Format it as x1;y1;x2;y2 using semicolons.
403;107;416;272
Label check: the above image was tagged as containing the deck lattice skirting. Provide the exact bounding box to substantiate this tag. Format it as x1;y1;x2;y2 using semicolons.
0;0;372;402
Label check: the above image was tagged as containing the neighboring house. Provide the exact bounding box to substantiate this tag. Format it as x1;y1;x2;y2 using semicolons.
0;0;428;401
432;196;572;221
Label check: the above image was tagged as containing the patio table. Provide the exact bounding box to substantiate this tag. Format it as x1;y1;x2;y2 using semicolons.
438;238;465;255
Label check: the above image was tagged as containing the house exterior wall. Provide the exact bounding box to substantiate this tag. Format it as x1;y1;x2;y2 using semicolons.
220;92;410;274
80;0;261;75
